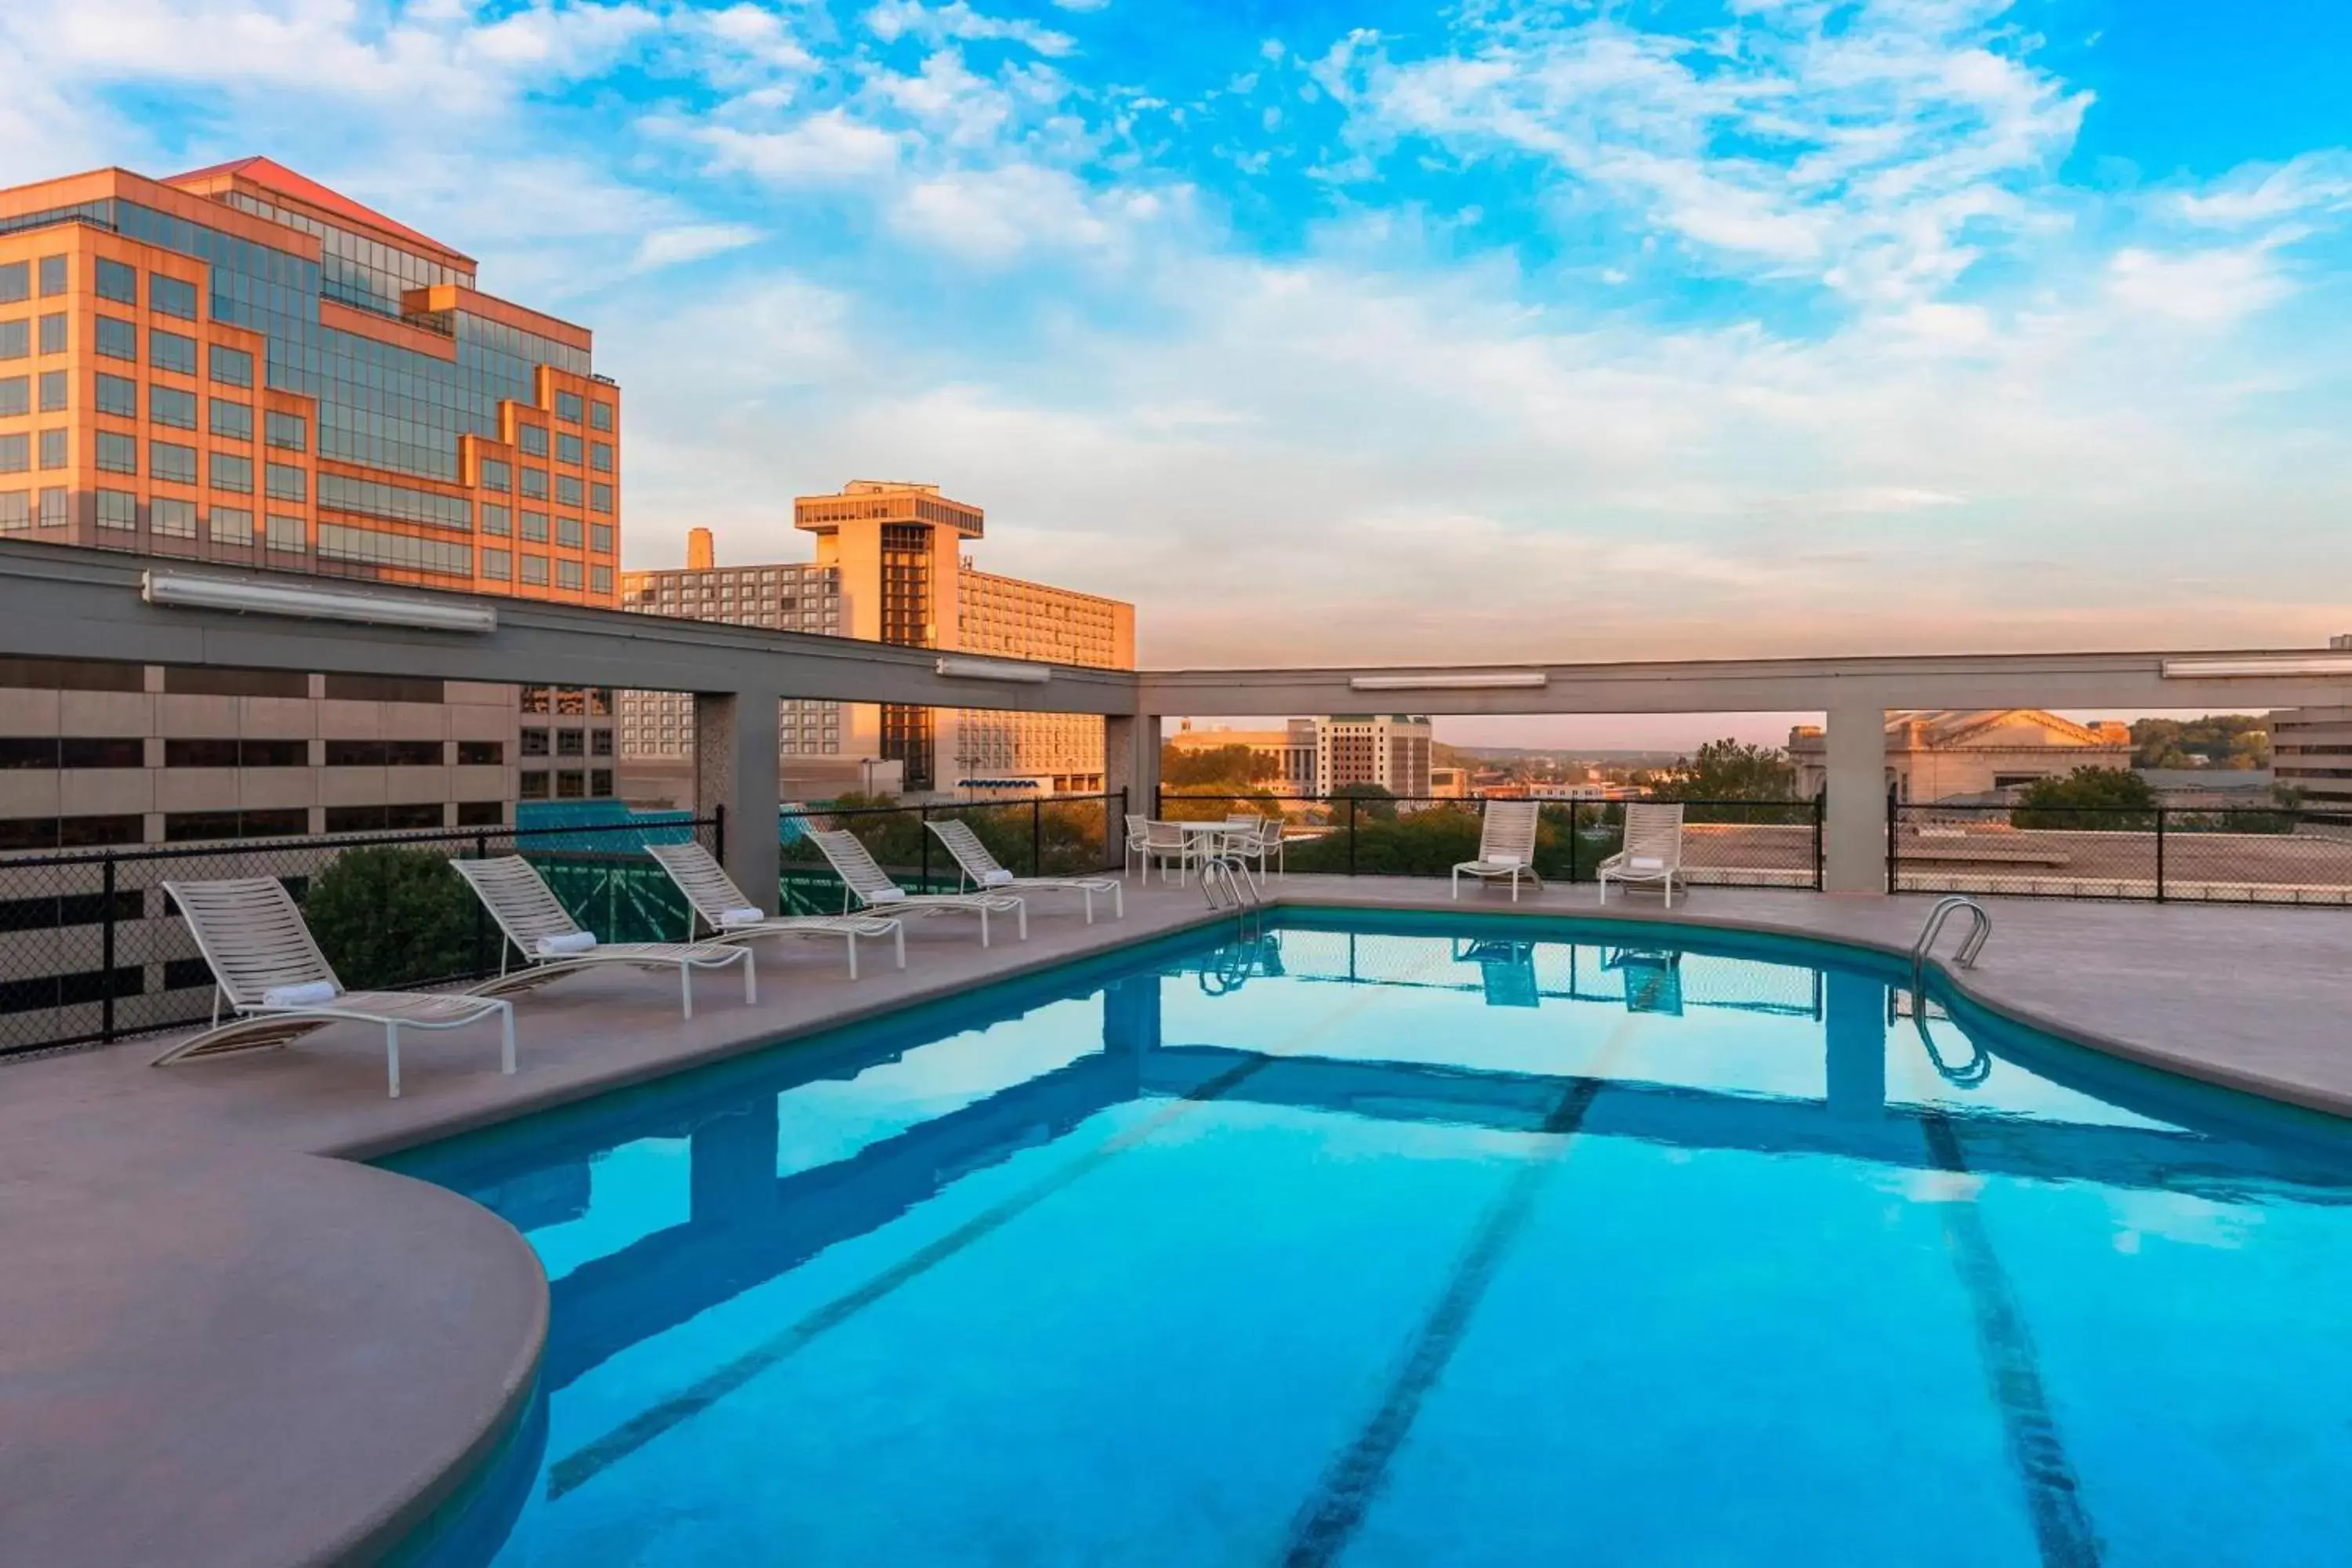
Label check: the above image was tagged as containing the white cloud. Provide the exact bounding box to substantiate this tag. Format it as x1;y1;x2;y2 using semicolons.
690;111;906;183
864;0;1076;59
630;223;764;271
2108;245;2291;326
2174;151;2352;227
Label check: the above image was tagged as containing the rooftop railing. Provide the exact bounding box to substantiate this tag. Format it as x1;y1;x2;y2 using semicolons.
1889;798;2352;904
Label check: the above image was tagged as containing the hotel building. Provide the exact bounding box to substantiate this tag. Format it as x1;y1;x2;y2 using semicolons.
1317;715;1436;799
618;485;1134;800
0;158;624;851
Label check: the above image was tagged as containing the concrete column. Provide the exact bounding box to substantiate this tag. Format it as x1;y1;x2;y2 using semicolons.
1101;712;1161;869
1821;699;1887;894
1101;972;1162;1098
695;688;782;913
690;1098;780;1229
1824;971;1887;1120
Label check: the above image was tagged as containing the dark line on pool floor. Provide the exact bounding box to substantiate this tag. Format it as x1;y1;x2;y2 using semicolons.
1278;1078;1603;1568
546;1053;1276;1500
1920;1110;2103;1568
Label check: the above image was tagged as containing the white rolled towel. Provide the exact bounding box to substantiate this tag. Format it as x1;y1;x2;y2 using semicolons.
720;906;766;924
981;868;1016;887
1629;855;1667;872
262;980;337;1008
866;887;909;904
535;931;599;956
1488;854;1524;868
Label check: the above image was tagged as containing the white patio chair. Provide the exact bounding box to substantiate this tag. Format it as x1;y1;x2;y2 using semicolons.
647;840;904;979
1598;803;1688;908
1141;819;1192;884
1218;813;1285;880
1452;800;1544;902
927;818;1123;923
1122;813;1152;879
154;876;514;1098
806;826;1027;946
453;855;755;1017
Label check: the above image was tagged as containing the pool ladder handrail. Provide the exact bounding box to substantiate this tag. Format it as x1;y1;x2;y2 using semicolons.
1911;895;1991;994
1200;852;1262;912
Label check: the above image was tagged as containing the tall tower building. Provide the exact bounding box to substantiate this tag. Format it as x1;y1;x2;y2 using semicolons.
0;158;619;604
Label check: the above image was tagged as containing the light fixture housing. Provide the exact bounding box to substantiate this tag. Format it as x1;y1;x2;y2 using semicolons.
935;655;1052;684
1348;671;1549;691
2160;655;2352;679
142;571;499;633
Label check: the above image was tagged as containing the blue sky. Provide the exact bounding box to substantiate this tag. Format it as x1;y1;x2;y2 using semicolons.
5;0;2350;684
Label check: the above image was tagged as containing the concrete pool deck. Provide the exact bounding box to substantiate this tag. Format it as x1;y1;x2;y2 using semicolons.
3;878;2349;1566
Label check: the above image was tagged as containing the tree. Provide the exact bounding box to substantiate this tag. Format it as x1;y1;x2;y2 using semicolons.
1161;743;1277;789
2129;714;2269;770
2012;767;2158;831
303;846;480;989
1647;739;1797;802
1328;781;1399;821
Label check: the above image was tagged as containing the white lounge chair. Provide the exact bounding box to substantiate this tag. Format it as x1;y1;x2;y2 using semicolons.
926;818;1123;924
1452;800;1544;902
647;840;905;978
1598;803;1688;907
806;827;1027;946
154;876;514;1098
452;855;755;1017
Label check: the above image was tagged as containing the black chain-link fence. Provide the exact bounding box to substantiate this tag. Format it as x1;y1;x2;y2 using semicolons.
0;814;718;1058
781;793;1124;914
1890;800;2352;902
1154;791;1823;888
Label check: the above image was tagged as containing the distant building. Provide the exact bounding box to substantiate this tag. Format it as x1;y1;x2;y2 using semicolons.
1165;721;1318;795
1429;766;1468;800
1789;710;2131;803
618;492;1133;801
1318;714;1434;799
2268;707;2352;807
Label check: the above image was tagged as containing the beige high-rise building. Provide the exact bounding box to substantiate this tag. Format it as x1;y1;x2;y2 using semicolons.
1316;714;1435;798
617;485;1134;800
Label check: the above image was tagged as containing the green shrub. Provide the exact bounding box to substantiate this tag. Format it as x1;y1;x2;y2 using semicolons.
303;846;479;989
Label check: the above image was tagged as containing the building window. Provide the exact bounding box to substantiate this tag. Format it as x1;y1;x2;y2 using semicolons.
0;263;24;304
590;399;612;430
95;259;136;304
265;514;305;552
0;491;25;532
518;770;550;800
456;740;503;765
556;432;583;466
520;687;552;714
37;371;64;412
0;321;24;361
209;506;254;546
38;488;67;527
96;373;136;416
589;522;613;554
520;510;548;543
519;466;548;500
557;391;585;423
151;496;198;538
478;457;510;492
37;430;65;470
481;503;510;536
210;452;253;494
520;727;550;757
482;547;511;580
149;329;198;376
556;728;585;757
456;800;504;827
94;317;136;361
38;313;66;354
556;770;586;799
264;412;307;451
95;432;136;474
151;385;197;429
516;423;547;456
0;376;23;417
36;256;66;296
555;474;583;507
555;516;583;548
151;274;199;321
209;399;252;441
591;729;614;757
587;688;612;716
209;345;254;388
590;769;614;797
0;434;24;474
590;564;612;595
590;481;613;514
520;554;549;586
265;463;307;503
316;523;469;576
151;441;198;485
589;441;612;473
164;808;310;842
557;559;583;590
95;490;137;531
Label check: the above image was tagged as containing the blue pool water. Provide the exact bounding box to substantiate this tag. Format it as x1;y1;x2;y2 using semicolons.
390;910;2352;1566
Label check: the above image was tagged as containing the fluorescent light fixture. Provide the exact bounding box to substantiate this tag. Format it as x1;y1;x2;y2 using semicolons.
143;571;497;633
2161;655;2352;679
935;655;1051;684
1348;671;1549;691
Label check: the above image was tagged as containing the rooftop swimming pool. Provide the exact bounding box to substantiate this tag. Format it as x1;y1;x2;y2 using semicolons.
390;909;2352;1566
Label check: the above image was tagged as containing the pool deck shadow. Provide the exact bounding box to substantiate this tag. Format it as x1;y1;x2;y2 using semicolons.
2;877;2347;1567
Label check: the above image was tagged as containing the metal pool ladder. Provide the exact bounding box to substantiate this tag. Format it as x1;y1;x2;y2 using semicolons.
1200;851;1261;913
1911;895;1991;993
